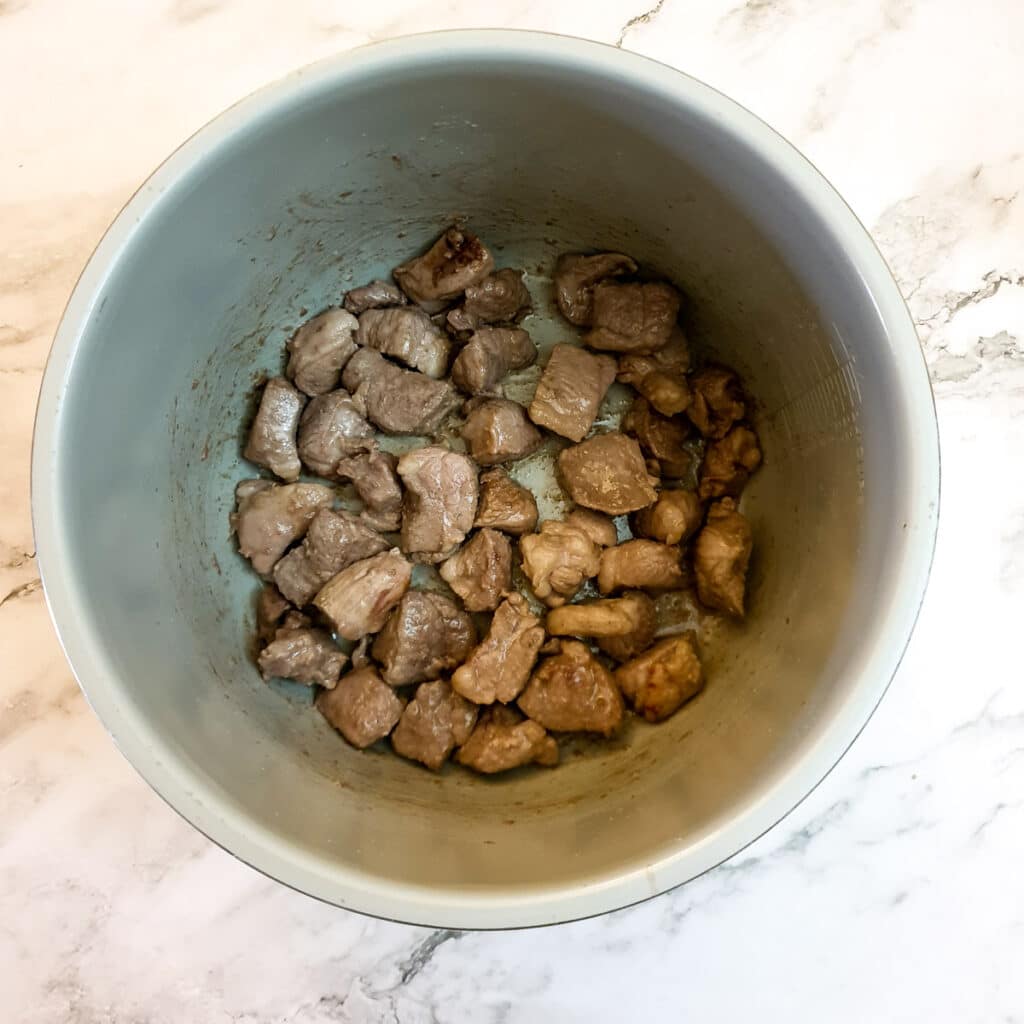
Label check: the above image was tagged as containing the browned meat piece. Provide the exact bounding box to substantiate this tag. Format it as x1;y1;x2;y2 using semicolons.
450;327;536;395
585;281;681;354
391;679;479;771
598;539;684;594
687;365;746;439
244;377;305;481
634;490;704;546
546;591;654;638
313;548;412;640
621;397;693;478
296;390;375;477
397;447;478;557
343;280;407;315
258;624;347;687
272;507;389;606
456;705;558;774
528;344;617;442
342;348;459;435
698;425;762;500
617;329;692;417
256;584;292;647
519;518;601;607
439;528;512;612
447;269;531;333
558;433;658;515
232;479;333;575
286;309;360;397
451;593;545;704
393;226;495;313
371;590;476;686
518;640;623;736
474;468;538;535
461;397;542;466
316;666;404;748
334;449;403;532
554;252;638;325
596;593;658;662
694;498;752;618
614;635;704;722
564;508;618;547
356;306;451;379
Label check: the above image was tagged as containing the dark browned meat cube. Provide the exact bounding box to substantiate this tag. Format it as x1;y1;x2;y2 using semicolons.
286;309;360;397
258;625;347;688
334;449;403;532
456;705;558;774
461;397;543;466
554;252;637;326
397;446;479;557
528;344;617;442
439;528;512;612
586;281;681;354
519;518;601;607
450;327;536;394
634;490;704;546
447;269;531;334
617;329;692;417
614;635;703;722
244;377;305;482
474;468;539;535
621;397;693;479
694;497;752;618
596;593;658;662
356;306;451;379
698;425;762;500
557;432;658;515
686;366;746;439
343;280;407;315
313;548;412;640
391;679;479;770
598;539;684;594
393;226;494;313
296;390;375;477
317;666;404;748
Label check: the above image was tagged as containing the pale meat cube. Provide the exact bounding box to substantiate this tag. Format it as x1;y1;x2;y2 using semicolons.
356;306;451;379
564;508;618;547
296;389;375;477
313;548;412;640
546;591;655;639
232;480;333;575
596;593;658;662
451;593;545;704
528;344;617;442
686;365;746;439
272;507;389;607
258;625;347;688
317;666;404;749
634;490;704;546
585;281;681;354
372;590;477;686
554;252;637;325
557;432;658;515
450;327;537;395
694;498;752;618
334;449;403;532
447;269;531;334
243;377;305;482
519;518;601;607
474;468;539;535
393;226;494;313
617;328;692;417
598;539;684;594
518;640;624;736
343;280;407;315
455;705;558;774
286;308;359;396
439;528;512;612
391;679;479;771
622;397;694;479
698;425;762;500
397;447;479;557
461;397;542;466
614;635;704;722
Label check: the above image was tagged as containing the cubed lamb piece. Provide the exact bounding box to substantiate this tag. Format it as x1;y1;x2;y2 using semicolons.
397;447;479;557
557;432;658;514
564;508;618;548
313;548;412;640
598;539;684;594
694;498;752;618
461;397;542;466
447;269;531;333
596;593;658;662
244;377;305;482
585;281;681;354
450;327;536;394
286;309;360;396
316;666;404;748
258;625;347;688
698;425;762;500
439;528;512;612
343;280;407;315
622;397;694;479
546;591;655;639
456;705;558;774
614;635;704;722
519;518;601;607
617;329;692;417
393;226;494;313
634;490;704;546
554;252;637;326
334;449;403;532
474;468;539;535
527;344;617;442
686;365;746;439
296;390;375;477
356;306;451;379
391;679;479;771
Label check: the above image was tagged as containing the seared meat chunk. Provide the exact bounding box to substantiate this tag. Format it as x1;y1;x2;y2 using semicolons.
447;269;531;333
244;377;305;481
372;590;476;686
699;425;762;500
687;365;746;439
622;397;693;478
586;281;681;354
456;705;558;774
391;679;479;771
393;226;494;313
296;390;375;477
518;640;623;736
334;449;403;532
694;498;752;618
317;666;404;748
519;518;601;607
286;309;359;397
313;548;412;640
356;306;451;379
564;508;618;548
474;468;538;535
617;329;692;417
635;490;704;546
461;397;542;466
546;591;655;639
615;635;703;722
342;348;459;435
450;327;536;395
596;593;658;662
273;507;389;606
558;433;658;514
258;624;347;687
232;479;333;575
598;539;684;594
528;344;616;442
397;447;478;557
439;528;512;612
343;280;407;315
554;252;637;325
451;593;545;704
256;584;292;647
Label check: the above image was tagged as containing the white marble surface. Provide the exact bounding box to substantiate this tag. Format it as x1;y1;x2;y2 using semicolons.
3;1;1023;1020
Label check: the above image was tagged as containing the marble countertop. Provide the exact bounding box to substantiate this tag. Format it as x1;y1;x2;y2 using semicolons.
3;1;1022;1020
